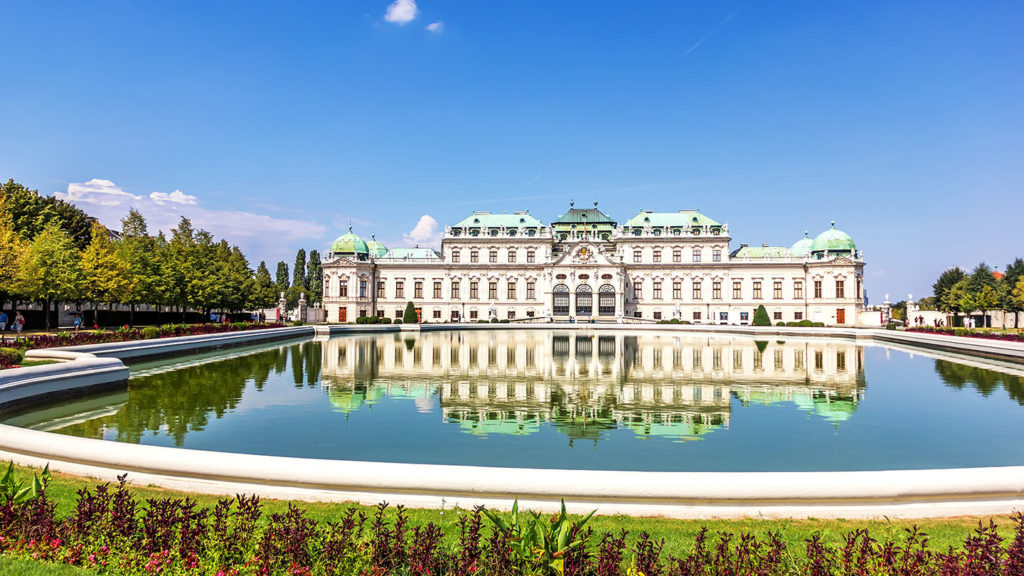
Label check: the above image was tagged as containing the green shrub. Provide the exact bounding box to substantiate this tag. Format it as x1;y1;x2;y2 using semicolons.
752;305;772;326
393;319;402;324
355;316;366;324
0;348;25;367
403;302;418;324
477;319;488;324
500;319;510;323
141;326;161;339
490;317;500;323
379;317;392;324
776;322;785;326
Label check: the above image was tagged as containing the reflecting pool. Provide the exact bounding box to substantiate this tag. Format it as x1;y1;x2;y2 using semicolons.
5;330;1024;471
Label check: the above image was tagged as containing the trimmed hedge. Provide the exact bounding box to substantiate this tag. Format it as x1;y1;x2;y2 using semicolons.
0;347;25;368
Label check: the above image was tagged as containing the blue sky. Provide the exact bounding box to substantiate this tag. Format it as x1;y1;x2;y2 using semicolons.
2;1;1022;301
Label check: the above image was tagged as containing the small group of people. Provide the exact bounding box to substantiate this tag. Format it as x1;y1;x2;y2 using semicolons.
250;310;267;323
0;310;26;340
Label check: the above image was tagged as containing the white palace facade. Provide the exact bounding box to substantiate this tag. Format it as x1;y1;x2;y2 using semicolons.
322;203;866;326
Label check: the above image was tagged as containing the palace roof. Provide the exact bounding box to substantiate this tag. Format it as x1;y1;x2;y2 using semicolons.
453;211;544;228
623;210;721;228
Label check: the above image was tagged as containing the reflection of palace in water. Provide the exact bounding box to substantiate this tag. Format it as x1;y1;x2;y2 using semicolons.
319;331;865;441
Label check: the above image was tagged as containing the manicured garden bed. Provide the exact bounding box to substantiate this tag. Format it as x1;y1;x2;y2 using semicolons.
907;326;1024;342
0;323;288;369
1;464;1023;575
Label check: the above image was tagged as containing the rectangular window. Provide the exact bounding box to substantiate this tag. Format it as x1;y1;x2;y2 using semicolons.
733;349;743;370
794;349;804;370
527;310;535;318
433;310;441;319
693;281;702;300
815;351;824;372
507;310;516;320
653;250;661;263
452;250;460;263
634;250;642;263
527;251;535;263
359;280;367;298
773;281;783;299
692;249;701;262
713;281;721;300
672;282;681;300
433;281;441;299
339;281;348;297
673;250;681;263
508;250;516;263
395;281;404;299
814;280;822;299
470;251;479;263
377;281;385;298
719;311;728;322
654;311;662;320
653;282;662;300
470;310;478;319
470;281;479;299
753;281;762;299
740;311;749;322
693;311;702;321
527;281;535;300
713;249;722;262
733;281;741;299
794;281;803;299
795;311;804;320
489;281;497;300
836;280;845;299
451;281;460;299
489;251;497;263
857;278;862;300
775;350;784;370
414;281;423;299
773;311;783;320
395;309;402;318
634;280;643;300
507;281;516;300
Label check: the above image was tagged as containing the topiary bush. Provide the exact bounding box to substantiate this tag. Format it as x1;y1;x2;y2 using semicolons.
752;305;772;326
140;326;161;339
393;319;402;324
0;347;25;368
403;302;418;324
379;317;392;324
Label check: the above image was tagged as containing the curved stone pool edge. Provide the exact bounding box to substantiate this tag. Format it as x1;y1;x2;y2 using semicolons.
1;324;1023;519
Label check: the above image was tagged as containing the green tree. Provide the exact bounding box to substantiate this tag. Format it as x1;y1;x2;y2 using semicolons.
934;267;967;324
0;179;94;249
165;218;196;321
80;222;133;326
403;301;418;324
1011;277;1024;318
946;278;970;327
0;200;27;306
116;209;161;325
275;261;289;296
306;249;323;303
250;261;277;310
292;249;306;291
752;304;771;326
1002;258;1024;328
221;245;254;312
18;222;84;329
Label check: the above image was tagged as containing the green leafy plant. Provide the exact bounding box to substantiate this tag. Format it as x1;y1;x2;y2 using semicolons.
482;499;595;575
0;461;50;505
752;305;772;326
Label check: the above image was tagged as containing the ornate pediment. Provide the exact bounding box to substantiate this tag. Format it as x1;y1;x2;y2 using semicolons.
551;242;618;267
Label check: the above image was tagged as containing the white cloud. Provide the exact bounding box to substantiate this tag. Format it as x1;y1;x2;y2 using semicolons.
56;178;328;265
149;189;198;206
402;214;442;247
426;21;444;34
56;178;141;206
385;0;418;24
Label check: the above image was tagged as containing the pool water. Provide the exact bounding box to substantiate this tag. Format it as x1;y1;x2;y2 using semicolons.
5;330;1024;472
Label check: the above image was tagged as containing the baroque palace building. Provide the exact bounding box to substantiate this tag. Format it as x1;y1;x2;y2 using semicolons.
322;203;866;325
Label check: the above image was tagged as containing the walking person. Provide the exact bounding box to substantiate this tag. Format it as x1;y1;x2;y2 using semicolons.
73;314;82;333
13;311;25;336
0;310;7;343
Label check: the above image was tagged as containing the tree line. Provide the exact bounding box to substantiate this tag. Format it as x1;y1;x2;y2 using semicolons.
928;259;1024;327
1;179;324;328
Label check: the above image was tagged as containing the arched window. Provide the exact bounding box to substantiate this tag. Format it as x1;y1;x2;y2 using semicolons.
576;284;593;316
553;284;569;315
598;284;616;316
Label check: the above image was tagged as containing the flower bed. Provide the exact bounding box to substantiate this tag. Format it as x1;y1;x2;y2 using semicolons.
1;470;1023;576
907;326;1024;343
3;323;286;353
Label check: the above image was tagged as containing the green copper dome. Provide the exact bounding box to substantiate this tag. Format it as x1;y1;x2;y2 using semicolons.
366;234;388;258
330;226;369;256
810;222;856;255
790;231;813;257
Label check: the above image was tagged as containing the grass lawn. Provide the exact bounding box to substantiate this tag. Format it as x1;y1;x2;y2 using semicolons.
8;463;1020;558
0;555;91;576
